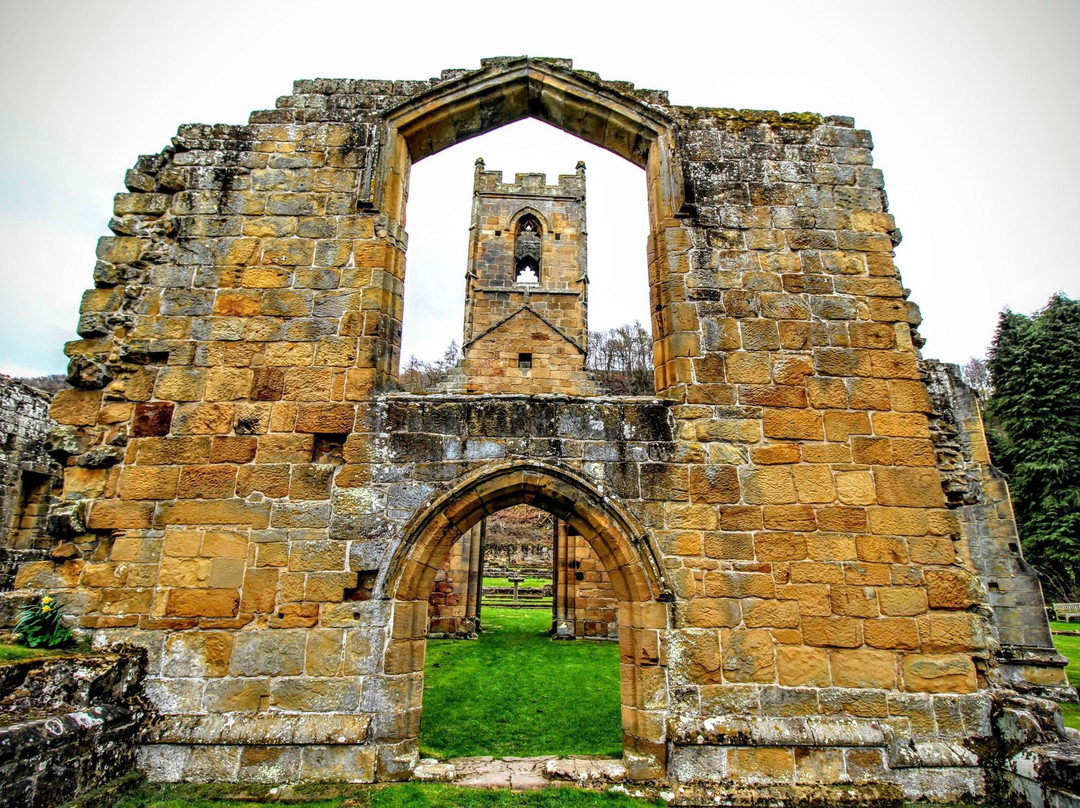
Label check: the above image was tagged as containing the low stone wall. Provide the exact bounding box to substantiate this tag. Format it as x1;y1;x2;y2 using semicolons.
0;651;147;808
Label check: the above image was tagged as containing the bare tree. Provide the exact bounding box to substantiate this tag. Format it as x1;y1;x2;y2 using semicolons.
961;357;992;399
399;341;462;392
586;320;653;395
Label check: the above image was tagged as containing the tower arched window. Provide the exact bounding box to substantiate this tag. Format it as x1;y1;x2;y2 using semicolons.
514;215;542;284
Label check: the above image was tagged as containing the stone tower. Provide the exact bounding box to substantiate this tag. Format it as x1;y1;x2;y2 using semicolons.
461;159;598;394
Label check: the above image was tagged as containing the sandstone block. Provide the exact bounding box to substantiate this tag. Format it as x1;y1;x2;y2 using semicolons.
178;465;238;499
763;505;816;531
754;532;806;561
871;412;929;438
133;402;175;437
829;649;896;689
793;466;836;503
806;377;848;409
726;352;771;384
686;630;723;684
118;465;180;500
751;444;801;465
166;588;239;618
210;436;258;463
689;465;740;503
823;411;871;442
136;436;212;465
924;568;982;610
290;464;335;500
873;467;943;507
157;499;271;529
815;506;868;532
155;368;207;402
203;679;270;712
835;471;876;506
856;535;909;563
763;409;823;441
163;631;233;677
727;747;795;783
720;629;776;683
776;646;830;687
901;654;977;693
159;557;211;587
231;629;306;676
864;617;919;650
847;379;890;410
271;678;359;712
50;389;103;426
741;467;796;505
241;568;280;614
918;613;986;653
907;536;956;565
87;500;155;529
743;598;801;628
15;560;85;589
831;585;879;618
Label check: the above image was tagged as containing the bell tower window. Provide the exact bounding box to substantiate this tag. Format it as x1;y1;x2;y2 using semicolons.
514;215;542;284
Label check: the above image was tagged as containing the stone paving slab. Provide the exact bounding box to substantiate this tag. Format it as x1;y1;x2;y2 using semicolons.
414;755;625;791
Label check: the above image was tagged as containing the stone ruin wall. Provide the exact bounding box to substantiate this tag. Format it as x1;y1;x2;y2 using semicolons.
10;57;1075;800
921;360;1072;699
0;375;63;596
564;524;619;639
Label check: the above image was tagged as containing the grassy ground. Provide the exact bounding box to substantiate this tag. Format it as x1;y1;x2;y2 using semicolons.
421;607;621;759
1049;621;1080;729
108;782;661;808
0;642;68;662
483;577;550;589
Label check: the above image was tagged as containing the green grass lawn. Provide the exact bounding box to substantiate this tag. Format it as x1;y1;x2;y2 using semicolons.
421;607;622;759
0;642;68;662
483;577;550;589
110;782;661;808
1049;621;1080;730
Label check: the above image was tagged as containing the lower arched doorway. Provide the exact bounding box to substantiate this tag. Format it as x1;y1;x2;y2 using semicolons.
382;462;670;779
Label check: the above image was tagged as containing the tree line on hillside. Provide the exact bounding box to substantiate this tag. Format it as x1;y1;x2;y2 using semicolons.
963;294;1080;602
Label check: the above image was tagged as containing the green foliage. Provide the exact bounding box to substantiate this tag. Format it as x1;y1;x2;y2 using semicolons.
421;607;622;758
13;593;72;649
986;294;1080;601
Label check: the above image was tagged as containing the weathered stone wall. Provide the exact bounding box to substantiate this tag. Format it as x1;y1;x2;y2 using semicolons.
567;530;618;638
0;375;62;593
427;523;480;637
15;57;1068;798
923;360;1072;700
0;651;146;808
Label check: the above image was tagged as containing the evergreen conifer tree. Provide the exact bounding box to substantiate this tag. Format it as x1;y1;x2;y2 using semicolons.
986;294;1080;601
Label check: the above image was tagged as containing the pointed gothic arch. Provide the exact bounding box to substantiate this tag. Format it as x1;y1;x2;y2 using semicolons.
381;461;670;778
372;57;692;395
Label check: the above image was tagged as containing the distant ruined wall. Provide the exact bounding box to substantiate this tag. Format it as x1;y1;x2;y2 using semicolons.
0;375;62;593
13;57;1075;800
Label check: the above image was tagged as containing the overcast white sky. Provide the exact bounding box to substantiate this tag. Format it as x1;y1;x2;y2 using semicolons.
1;0;1077;377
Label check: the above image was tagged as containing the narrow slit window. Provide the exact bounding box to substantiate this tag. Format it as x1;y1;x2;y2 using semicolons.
518;353;533;370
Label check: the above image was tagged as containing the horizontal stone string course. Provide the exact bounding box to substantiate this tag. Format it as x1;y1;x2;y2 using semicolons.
16;56;1071;799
